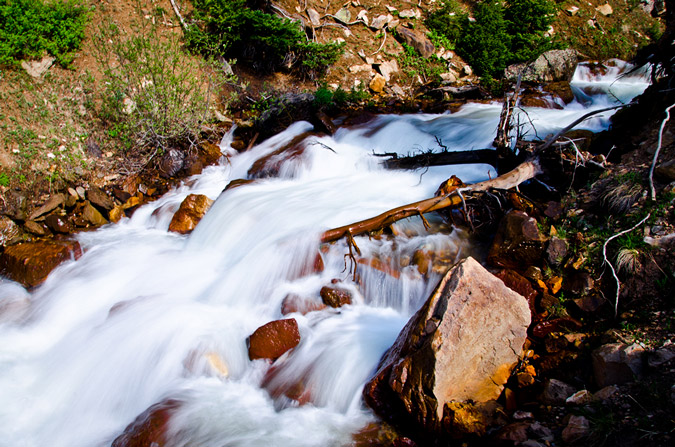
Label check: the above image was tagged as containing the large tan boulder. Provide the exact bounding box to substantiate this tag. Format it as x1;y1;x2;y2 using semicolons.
168;194;214;234
0;240;82;288
363;257;531;434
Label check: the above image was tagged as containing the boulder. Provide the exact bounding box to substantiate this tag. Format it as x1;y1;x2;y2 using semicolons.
248;318;301;361
28;193;65;220
396;28;434;59
487;210;546;270
0;240;82;287
540;378;576;404
87;186;115;212
158;149;185;178
82;202;109;227
363;257;530;433
505;49;578;83
561;415;590;443
320;285;352;307
111;399;179;447
168;194;214;235
44;214;73;234
592;343;645;386
369;74;386;93
0;216;20;246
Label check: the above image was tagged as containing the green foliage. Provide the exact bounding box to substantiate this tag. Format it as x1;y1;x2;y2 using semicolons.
425;0;557;79
92;20;231;172
0;0;89;68
396;43;445;83
0;172;9;186
187;0;343;77
313;85;369;109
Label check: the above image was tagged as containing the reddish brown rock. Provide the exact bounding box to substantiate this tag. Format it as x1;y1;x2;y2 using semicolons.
320;285;352;308
363;257;530;433
0;240;82;287
44;214;73;234
248;318;301;361
495;269;538;313
168;194;214;235
87;186;115;212
281;294;326;315
0;216;20;245
247;133;311;179
111;399;179;447
23;220;48;236
487;210;546;270
158;149;185;178
28;193;65;220
82;202;109;227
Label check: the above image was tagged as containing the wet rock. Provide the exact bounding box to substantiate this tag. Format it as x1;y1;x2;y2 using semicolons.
159;149;185;178
546;237;567;266
495;269;538;313
88;186;115;212
363;257;530;432
505;49;578;83
320;285;352;308
370;74;386;93
0;216;20;246
168;194;214;235
487;210;546;270
531;318;582;338
281;294;327;315
111;399;179;447
23;220;47;236
0;240;82;287
109;205;125;223
248;133;310;179
540;378;575;404
82;202;109;227
248;318;301;361
441;401;489;437
396;28;434;58
546;82;575;105
592;343;645;386
45;214;73;234
562;415;590;443
28;193;65;220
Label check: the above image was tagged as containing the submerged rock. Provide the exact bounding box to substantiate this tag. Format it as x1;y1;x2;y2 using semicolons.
320;285;353;308
0;240;82;287
363;257;530;434
248;318;301;361
168;194;214;234
112;399;180;447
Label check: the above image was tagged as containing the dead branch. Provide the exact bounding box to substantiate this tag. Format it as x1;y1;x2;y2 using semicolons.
169;0;187;30
382;149;497;169
493;75;522;151
321;159;542;243
649;103;675;200
602;213;651;316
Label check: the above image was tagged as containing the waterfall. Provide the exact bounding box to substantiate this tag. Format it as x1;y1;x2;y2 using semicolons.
0;62;650;447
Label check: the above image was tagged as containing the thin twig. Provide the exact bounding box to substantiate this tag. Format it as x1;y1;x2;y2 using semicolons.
371;28;387;56
169;0;187;30
602;213;651;316
649;103;675;200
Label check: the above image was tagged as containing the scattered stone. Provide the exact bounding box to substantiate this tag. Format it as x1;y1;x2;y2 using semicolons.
82;202;109;227
461;65;472;77
320;285;352;307
442;401;489;437
562;415;590;443
23;220;47;236
3;190;28;221
88;186;115;212
546;275;563;294
540;378;576;404
648;341;675;367
307;8;321;26
370;14;389;30
45;214;73;234
505;49;578;83
247;318;301;361
528;421;554;442
391;84;405;97
168;194;214;235
656;159;675;182
440;72;457;83
28;193;65;220
356;9;369;26
513;411;534;420
377;59;399;82
0;240;82;287
546;237;568;266
369;73;386;93
396;27;434;58
334;7;351;24
111;399;179;447
108;205;125;223
566;389;593;405
495;269;538;313
596;3;613;16
592;385;619;402
592;343;645;387
349;64;373;74
21;56;55;78
159;149;185;178
496;422;529;444
399;9;420;19
0;216;20;246
363;257;530;432
76;186;86;200
566;6;580;15
487;210;546;270
64;194;77;208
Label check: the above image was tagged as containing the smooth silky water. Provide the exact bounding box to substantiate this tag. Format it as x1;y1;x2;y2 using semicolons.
0;62;650;447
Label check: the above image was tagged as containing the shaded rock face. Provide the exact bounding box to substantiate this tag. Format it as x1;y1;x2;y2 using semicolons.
112;399;180;447
0;240;82;288
488;210;546;270
592;343;645;386
247;318;301;361
363;257;531;434
168;194;214;234
396;28;434;58
505;49;578;83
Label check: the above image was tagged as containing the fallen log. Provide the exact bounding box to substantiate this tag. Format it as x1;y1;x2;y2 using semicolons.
321;158;542;243
381;149;497;170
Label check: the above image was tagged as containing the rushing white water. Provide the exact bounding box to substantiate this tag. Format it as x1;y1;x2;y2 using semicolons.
0;62;650;447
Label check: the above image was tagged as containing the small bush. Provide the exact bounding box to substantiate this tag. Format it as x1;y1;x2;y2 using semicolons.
92;20;231;173
0;0;89;68
187;0;343;77
458;0;510;79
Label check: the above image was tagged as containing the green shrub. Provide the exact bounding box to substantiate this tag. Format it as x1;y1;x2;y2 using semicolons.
396;42;445;83
0;0;89;68
458;0;509;79
424;0;467;45
504;0;557;63
187;0;343;77
0;172;9;186
92;20;231;172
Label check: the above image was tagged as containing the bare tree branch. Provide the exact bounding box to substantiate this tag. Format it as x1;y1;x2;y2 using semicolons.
649;103;675;200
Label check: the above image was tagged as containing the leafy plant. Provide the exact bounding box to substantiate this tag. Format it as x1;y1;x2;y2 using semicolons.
92;19;232;173
396;43;445;84
0;172;9;186
504;0;557;63
187;0;343;77
0;0;89;68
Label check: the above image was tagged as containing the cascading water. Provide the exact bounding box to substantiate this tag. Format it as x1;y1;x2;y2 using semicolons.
0;62;650;447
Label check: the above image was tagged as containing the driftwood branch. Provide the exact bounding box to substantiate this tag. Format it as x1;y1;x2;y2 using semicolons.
382;149;497;170
321;159;542;243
